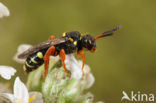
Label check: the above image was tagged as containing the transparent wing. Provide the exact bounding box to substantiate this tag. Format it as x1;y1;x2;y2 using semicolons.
17;37;66;59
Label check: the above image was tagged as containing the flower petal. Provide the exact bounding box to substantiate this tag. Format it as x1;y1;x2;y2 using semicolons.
78;61;95;88
85;73;95;89
13;44;32;63
14;77;29;103
0;66;16;80
50;55;60;63
29;92;43;103
0;2;10;18
0;93;15;103
78;61;91;74
65;54;82;80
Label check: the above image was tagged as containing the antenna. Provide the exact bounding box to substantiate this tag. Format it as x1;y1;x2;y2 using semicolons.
94;25;122;41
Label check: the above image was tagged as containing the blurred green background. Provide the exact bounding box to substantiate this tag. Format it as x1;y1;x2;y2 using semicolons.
0;0;156;102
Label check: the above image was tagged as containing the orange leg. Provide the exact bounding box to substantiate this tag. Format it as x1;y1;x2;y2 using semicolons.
43;46;55;81
77;50;85;75
59;49;71;78
48;35;55;40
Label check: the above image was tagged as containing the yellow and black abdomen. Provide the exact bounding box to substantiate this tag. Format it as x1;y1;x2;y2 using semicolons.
24;51;44;72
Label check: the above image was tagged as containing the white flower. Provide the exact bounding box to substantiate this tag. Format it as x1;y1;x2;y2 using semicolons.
78;61;95;89
0;77;43;103
0;2;10;18
13;44;32;64
50;55;60;63
85;72;95;89
65;54;95;88
65;54;82;80
0;66;16;80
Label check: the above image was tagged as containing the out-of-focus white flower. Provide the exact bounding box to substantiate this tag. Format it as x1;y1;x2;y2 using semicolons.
0;2;10;18
0;66;16;80
0;77;43;103
13;44;32;64
65;54;82;80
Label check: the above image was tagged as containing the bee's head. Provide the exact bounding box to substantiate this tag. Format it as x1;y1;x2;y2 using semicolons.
81;34;96;52
80;26;121;52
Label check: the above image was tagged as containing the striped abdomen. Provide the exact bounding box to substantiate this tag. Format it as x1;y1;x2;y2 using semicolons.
24;52;44;72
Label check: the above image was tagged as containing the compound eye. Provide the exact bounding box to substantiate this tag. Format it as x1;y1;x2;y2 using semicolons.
86;40;93;49
88;40;92;44
84;39;87;44
87;39;92;45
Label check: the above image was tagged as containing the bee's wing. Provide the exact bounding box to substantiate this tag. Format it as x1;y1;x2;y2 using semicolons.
17;37;67;59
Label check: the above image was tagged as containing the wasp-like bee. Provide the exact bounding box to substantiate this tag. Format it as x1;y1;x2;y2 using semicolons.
17;26;121;81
